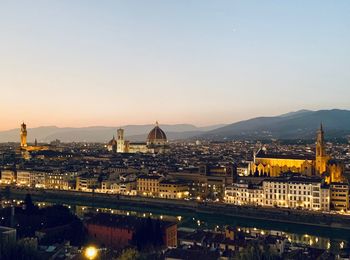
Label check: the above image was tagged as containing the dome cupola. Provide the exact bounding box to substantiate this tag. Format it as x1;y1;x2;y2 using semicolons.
147;122;167;146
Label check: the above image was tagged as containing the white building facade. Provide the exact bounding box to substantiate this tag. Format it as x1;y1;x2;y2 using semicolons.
225;177;330;211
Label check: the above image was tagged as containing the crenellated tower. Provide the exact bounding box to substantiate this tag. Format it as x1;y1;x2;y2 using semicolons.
20;122;27;148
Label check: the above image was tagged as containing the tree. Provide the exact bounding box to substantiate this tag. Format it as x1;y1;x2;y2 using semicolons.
237;241;280;260
118;248;140;260
24;194;37;214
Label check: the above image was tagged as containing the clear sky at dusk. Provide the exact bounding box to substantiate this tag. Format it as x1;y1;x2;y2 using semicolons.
0;1;349;130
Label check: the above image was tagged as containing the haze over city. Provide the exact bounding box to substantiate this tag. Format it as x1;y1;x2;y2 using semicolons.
1;1;350;131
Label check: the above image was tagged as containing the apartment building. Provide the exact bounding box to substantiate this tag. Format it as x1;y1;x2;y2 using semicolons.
225;176;330;211
330;183;349;211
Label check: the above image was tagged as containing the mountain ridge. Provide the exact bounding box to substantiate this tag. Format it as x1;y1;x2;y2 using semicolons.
1;109;349;142
201;109;350;140
0;124;225;143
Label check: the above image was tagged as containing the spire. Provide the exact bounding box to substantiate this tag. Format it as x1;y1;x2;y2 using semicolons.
320;122;323;132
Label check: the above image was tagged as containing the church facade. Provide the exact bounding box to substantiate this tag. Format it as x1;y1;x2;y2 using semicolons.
250;124;344;183
107;122;169;154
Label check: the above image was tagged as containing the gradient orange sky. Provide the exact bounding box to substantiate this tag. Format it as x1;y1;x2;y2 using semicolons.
1;1;349;131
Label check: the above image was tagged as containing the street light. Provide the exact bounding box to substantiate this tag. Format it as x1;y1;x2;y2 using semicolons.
84;246;98;260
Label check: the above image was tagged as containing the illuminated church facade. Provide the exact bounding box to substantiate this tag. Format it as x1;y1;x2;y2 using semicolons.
250;124;344;183
107;122;169;154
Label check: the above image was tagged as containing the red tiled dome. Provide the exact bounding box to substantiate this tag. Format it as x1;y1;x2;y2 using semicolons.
147;123;167;142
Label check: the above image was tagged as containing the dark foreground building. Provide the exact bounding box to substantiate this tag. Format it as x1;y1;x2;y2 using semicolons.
85;213;177;250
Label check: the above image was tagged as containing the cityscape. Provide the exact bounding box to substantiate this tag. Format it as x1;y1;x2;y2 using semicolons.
1;1;350;260
0;120;350;259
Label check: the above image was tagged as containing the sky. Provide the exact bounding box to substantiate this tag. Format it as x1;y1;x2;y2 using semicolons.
0;1;349;131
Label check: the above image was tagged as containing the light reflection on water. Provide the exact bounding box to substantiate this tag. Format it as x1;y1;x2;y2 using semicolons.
39;201;348;253
4;199;346;253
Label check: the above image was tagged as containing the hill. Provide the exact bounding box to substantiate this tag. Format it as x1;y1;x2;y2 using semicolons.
0;124;225;143
201;109;350;140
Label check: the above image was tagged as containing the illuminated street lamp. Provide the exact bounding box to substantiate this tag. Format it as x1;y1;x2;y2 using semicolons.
84;246;98;260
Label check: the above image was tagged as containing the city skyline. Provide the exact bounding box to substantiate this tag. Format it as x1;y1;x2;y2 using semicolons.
1;2;350;259
1;1;350;130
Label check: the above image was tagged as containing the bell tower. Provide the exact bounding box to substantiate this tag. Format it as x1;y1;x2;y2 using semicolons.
20;122;28;148
117;128;125;153
315;123;328;174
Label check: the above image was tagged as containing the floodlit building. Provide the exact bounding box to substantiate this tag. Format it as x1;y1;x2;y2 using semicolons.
224;182;264;206
137;175;163;196
0;170;15;184
159;180;190;199
45;172;70;190
330;183;349;211
107;122;169;154
225;176;330;211
263;177;330;211
19;122;49;152
16;171;33;186
250;125;344;183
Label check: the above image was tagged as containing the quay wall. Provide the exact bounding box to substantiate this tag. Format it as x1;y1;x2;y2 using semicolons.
2;186;350;230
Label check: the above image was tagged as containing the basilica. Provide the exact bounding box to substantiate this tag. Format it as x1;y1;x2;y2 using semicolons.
250;124;344;183
107;122;169;154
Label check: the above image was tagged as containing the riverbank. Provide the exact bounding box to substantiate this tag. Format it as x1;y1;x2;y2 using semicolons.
2;186;350;231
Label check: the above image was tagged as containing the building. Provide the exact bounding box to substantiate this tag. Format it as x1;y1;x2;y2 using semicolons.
0;226;16;257
225;176;330;211
106;136;117;152
85;213;177;249
76;175;99;191
107;122;169;154
263;176;330;211
137;175;163;196
101;180;137;195
19;122;49;153
237;163;251;177
250;125;344;183
16;171;33;186
224;182;264;206
0;170;15;184
330;183;349;211
169;164;235;198
45;172;70;190
20;122;27;148
159;180;190;199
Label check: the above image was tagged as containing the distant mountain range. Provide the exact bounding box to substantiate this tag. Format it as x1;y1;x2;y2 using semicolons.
201;109;350;140
1;109;349;143
0;124;225;143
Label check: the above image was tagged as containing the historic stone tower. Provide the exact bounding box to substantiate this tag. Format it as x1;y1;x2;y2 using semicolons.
116;128;125;153
315;124;329;174
20;122;27;148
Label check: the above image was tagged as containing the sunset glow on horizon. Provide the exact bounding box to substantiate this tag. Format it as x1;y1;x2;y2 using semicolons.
1;1;349;131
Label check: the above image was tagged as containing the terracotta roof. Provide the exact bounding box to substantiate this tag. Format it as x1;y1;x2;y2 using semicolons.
147;124;167;141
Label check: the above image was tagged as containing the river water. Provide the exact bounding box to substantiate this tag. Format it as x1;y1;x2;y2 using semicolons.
3;191;348;254
28;198;349;254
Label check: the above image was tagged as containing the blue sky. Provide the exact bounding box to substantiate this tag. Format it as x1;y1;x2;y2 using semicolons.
0;1;349;130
